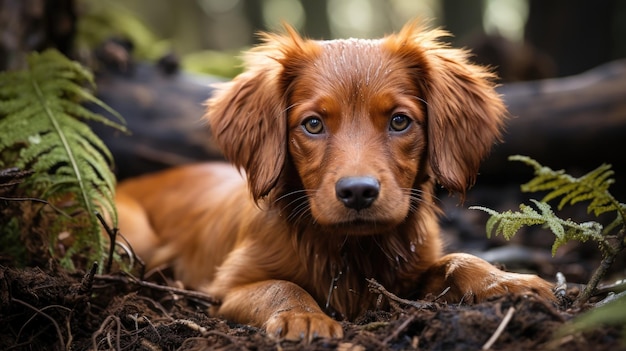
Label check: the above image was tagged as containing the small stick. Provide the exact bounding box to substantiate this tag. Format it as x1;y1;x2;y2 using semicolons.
13;298;68;351
94;273;221;306
595;290;626;307
575;231;625;307
482;306;515;350
95;211;117;274
595;278;626;295
383;314;416;345
367;278;434;310
77;262;98;295
91;315;122;351
0;196;69;217
434;286;451;302
0;196;48;204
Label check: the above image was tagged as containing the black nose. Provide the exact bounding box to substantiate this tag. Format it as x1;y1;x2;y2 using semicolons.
335;176;380;210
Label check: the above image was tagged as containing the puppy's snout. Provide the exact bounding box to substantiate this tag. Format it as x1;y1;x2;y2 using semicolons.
335;176;380;210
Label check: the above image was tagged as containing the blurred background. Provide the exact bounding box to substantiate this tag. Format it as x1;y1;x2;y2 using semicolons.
3;0;625;183
2;0;625;80
1;0;625;280
79;0;626;81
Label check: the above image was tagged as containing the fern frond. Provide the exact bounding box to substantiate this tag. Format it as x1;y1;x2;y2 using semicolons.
604;205;626;237
0;49;126;270
471;200;604;256
510;155;624;219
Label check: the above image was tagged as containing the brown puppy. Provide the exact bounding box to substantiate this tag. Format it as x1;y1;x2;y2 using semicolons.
115;22;554;342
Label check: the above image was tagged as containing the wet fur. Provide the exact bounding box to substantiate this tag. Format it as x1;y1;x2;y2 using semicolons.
115;22;554;341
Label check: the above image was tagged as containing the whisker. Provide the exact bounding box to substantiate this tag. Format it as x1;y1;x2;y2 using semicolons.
285;190;320;226
370;235;394;262
287;199;311;223
338;234;349;250
273;189;309;206
400;187;440;214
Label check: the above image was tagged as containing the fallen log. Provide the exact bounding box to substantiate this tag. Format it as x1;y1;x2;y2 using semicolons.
91;59;626;195
89;63;222;180
481;59;626;193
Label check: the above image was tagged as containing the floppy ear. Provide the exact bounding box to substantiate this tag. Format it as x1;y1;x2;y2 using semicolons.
205;25;319;201
386;23;507;194
424;46;506;193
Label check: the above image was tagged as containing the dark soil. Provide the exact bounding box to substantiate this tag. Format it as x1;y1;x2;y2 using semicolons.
1;179;624;350
0;261;623;351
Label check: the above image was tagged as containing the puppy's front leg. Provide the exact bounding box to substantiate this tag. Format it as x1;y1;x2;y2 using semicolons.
216;280;344;342
418;253;555;303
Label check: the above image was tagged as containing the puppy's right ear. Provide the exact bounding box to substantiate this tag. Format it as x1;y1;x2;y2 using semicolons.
206;25;319;201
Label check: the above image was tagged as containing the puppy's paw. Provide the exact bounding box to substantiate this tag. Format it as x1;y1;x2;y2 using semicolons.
264;310;344;342
421;253;556;303
470;270;556;302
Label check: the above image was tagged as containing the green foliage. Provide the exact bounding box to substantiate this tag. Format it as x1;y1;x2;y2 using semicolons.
0;49;126;270
77;1;244;78
471;155;625;255
76;1;170;60
471;155;626;339
181;50;244;78
472;200;604;256
512;155;623;219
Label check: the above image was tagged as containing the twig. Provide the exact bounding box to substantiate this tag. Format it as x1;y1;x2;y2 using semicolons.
434;286;451;302
595;290;626;307
96;211;117;274
0;196;49;204
94;273;221;306
96;211;147;278
132;295;173;320
575;231;625;307
383;314;416;345
78;262;97;295
0;196;70;217
366;278;434;310
114;240;136;268
64;315;73;350
92;315;122;351
482;306;515;350
12;298;68;351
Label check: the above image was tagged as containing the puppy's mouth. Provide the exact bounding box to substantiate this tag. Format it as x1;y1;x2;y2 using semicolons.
326;218;397;236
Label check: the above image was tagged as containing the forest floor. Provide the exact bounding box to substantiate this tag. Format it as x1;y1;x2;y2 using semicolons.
1;242;624;350
3;129;625;350
1;184;624;351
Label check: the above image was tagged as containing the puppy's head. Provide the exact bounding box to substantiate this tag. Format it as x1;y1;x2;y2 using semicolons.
206;22;505;233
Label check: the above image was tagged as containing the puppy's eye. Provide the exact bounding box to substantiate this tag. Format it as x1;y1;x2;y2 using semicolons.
302;117;324;135
389;114;411;132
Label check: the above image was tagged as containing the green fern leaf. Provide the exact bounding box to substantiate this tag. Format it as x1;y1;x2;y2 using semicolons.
510;155;624;219
0;49;127;271
471;200;604;256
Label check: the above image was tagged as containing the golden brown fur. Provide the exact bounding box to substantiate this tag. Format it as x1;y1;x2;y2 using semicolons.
115;23;554;342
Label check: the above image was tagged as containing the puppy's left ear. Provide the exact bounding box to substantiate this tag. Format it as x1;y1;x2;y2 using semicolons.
387;24;507;194
424;47;506;193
